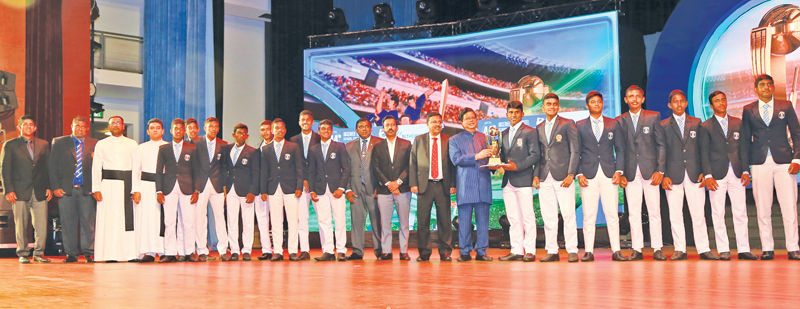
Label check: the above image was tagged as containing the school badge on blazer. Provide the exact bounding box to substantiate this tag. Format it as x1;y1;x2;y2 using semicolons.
184;154;191;161
643;127;650;134
733;132;739;140
516;138;523;147
689;131;696;138
779;111;785;119
284;153;291;160
242;158;248;165
330;153;336;160
217;153;222;160
556;134;562;142
608;132;613;140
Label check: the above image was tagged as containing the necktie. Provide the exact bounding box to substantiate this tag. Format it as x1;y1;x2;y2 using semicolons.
174;143;181;162
546;122;553;143
27;139;33;160
75;140;83;182
431;137;439;179
720;118;728;136
275;142;282;162
361;139;367;184
208;140;214;162
632;113;639;132
508;128;515;148
762;104;771;126
593;118;602;142
233;146;241;164
677;117;685;139
303;135;310;159
322;143;328;162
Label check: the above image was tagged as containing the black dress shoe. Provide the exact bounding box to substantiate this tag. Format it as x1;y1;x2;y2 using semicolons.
197;254;208;262
33;255;50;263
220;253;231;261
258;253;273;261
499;253;524;261
230;253;239;261
416;256;430;262
299;252;311;260
581;252;594;262
626;251;643;261
337;253;346;261
567;253;579;262
719;252;731;260
670;251;687;261
64;255;79;263
457;255;472;262
128;259;141;263
188;255;199;262
84;255;94;263
289;253;299;261
611;251;626;261
789;251;800;260
540;253;560;262
523;253;536;262
314;253;336;261
160;256;177;263
699;251;720;260
738;252;758;260
377;253;393;261
19;257;30;264
347;254;363;260
399;253;411;261
760;251;774;260
653;250;668;261
271;254;284;261
242;253;252;261
140;255;155;263
476;254;493;261
440;254;452;261
176;256;186;262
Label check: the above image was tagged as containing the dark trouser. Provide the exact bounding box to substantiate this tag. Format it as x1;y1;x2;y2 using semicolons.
349;182;382;257
58;192;97;257
416;180;452;258
13;191;48;257
458;202;490;256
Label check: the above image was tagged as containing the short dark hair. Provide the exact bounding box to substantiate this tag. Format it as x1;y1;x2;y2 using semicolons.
72;116;89;125
272;118;285;128
186;118;198;127
754;74;773;88
390;94;400;104
543;93;559;102
407;95;416;101
233;123;248;133
171;118;185;128
109;115;125;124
147;118;163;128
585;91;603;104
708;90;726;105
260;120;272;127
356;117;371;128
426;112;442;122
319;119;333;128
204;117;219;126
458;108;475;122
382;115;396;126
299;110;314;118
626;85;644;96
18;115;34;127
507;101;524;112
668;90;686;103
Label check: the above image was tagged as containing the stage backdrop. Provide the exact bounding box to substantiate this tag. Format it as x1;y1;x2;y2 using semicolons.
301;12;622;232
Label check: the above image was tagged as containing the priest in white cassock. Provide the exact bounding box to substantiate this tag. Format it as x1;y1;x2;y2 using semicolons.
92;116;139;262
131;119;168;262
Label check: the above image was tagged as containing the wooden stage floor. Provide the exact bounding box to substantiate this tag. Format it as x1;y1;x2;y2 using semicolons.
2;247;799;308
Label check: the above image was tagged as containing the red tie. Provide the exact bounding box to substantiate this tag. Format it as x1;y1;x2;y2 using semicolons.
431;137;439;179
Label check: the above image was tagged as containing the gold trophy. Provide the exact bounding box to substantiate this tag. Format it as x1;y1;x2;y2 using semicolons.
486;126;503;166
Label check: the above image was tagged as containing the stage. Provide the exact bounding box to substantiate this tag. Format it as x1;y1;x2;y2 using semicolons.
3;247;799;307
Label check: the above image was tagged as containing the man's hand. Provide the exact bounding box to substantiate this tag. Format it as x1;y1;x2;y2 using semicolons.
705;177;719;191
346;191;357;203
45;189;53;201
697;174;706;189
501;160;517;171
619;176;628;188
577;175;589;188
410;186;419;194
560;175;574;188
789;163;800;175
157;192;166;204
650;172;664;186
5;192;16;204
54;189;66;198
333;189;344;199
741;173;751;186
450;187;456;195
391;188;401;195
132;192;142;204
611;172;622;185
532;176;540;189
304;180;310;193
190;192;199;204
373;189;378;199
310;192;319;202
661;177;673;190
261;193;269;202
295;190;302;198
245;194;255;203
475;149;492;160
387;181;400;193
93;191;103;202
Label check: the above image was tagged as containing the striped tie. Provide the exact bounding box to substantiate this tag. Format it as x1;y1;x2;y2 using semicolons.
275;142;282;162
208;140;214;162
677;117;685;139
174;143;180;162
546;122;553;143
361;139;367;184
75;141;83;181
763;104;771;157
233;146;242;163
632;113;639;132
322;143;328;162
303;135;310;159
593;118;602;142
720;117;728;136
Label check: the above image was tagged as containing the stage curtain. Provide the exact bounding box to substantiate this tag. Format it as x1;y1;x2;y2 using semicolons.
185;0;206;130
25;0;63;142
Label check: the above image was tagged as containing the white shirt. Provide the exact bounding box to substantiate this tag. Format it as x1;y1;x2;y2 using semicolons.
172;140;184;162
758;98;774;124
230;143;245;163
386;137;397;164
545;117;557;140
672;113;686;136
429;134;443;180
206;136;217;160
590;114;604;137
320;139;331;158
508;121;523;148
273;139;284;162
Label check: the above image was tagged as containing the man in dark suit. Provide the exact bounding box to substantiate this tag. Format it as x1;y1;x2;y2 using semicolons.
49;116;97;263
371;116;412;261
254;119;273;260
1;115;52;263
699;91;758;261
740;74;800;260
308;119;350;261
575;92;626;262
492;102;540;262
616;85;667;261
184;118;201;144
220;123;260;261
409;113;455;262
660;90;717;261
344;118;383;260
155;119;200;262
193;117;228;261
260;118;304;261
289;110;320;260
533;93;580;262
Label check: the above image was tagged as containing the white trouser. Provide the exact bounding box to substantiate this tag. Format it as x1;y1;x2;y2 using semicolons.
751;156;800;252
316;187;348;254
198;180;227;255
271;186;299;254
226;186;255;255
708;165;750;253
579;166;621;252
255;194;273;254
539;174;577;254
626;166;663;251
164;189;195;256
502;184;536;255
665;170;710;253
297;191;319;252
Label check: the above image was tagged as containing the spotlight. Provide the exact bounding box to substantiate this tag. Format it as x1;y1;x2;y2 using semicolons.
416;0;438;25
476;0;499;17
327;8;349;34
372;3;395;29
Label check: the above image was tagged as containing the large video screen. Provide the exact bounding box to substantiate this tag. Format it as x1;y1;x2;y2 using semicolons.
302;12;621;232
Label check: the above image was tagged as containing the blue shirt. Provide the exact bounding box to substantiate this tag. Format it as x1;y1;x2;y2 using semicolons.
376;109;399;125
404;94;426;122
73;136;84;186
449;130;492;205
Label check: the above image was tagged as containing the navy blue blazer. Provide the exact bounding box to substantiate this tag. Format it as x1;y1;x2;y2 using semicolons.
308;141;350;195
740;99;800;166
576;116;625;179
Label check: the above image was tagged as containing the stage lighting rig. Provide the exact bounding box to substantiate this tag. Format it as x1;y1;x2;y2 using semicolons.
327;8;349;34
521;0;545;10
476;0;499;17
372;3;395;29
416;0;439;25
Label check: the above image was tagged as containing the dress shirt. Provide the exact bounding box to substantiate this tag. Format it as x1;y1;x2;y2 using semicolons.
429;133;443;180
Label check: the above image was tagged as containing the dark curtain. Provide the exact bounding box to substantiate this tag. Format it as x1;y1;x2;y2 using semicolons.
25;0;63;142
213;0;224;137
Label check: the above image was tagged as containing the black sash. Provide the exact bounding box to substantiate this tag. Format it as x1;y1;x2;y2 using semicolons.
102;169;134;231
141;172;156;182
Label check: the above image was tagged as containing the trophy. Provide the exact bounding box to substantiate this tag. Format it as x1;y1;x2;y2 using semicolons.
486;126;503;165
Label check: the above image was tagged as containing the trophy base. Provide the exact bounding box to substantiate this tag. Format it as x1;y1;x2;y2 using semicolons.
488;157;502;165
